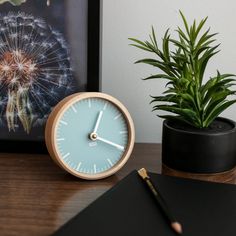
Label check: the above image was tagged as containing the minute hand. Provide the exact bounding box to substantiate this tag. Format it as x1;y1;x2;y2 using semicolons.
96;136;125;151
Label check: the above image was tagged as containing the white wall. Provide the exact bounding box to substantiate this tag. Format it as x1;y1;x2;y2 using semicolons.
101;0;236;143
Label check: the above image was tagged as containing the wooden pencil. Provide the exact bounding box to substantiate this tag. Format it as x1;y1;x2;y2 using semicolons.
138;168;183;235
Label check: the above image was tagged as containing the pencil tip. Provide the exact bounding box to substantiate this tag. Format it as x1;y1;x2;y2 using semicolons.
171;222;183;234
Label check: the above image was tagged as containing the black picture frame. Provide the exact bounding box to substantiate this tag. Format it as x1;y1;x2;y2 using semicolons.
0;0;100;153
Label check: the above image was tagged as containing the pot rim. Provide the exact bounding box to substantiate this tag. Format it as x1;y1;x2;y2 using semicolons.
164;117;236;136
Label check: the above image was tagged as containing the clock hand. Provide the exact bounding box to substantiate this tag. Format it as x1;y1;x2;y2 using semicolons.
96;136;125;151
93;111;103;133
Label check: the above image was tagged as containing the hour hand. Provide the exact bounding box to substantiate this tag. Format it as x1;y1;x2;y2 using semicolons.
93;111;103;133
96;136;125;151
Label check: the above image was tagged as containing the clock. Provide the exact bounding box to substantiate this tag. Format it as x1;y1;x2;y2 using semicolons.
45;92;135;180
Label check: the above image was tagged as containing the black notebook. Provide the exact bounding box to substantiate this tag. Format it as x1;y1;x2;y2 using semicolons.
53;171;236;236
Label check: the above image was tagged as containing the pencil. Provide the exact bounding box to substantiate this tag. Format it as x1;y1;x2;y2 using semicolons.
137;168;183;235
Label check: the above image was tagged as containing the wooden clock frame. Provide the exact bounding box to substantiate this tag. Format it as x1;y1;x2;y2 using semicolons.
45;93;135;180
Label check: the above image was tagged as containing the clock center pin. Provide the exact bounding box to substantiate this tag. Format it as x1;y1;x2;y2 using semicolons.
90;132;98;141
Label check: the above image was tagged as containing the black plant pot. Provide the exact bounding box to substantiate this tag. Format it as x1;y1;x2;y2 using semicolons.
162;117;236;173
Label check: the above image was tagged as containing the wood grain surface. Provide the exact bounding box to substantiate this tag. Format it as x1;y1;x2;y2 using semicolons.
0;143;236;236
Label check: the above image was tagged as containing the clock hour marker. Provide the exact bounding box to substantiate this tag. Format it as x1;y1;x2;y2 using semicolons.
119;131;128;134
76;162;82;171
71;105;77;113
62;152;70;159
57;138;65;141
117;146;125;151
60;120;68;125
88;99;91;108
103;102;108;110
107;158;113;166
94;164;97;173
114;114;122;120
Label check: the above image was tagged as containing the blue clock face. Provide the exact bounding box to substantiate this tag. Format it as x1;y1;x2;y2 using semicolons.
55;97;129;175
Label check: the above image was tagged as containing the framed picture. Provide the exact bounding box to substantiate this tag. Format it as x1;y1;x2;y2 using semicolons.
0;0;100;153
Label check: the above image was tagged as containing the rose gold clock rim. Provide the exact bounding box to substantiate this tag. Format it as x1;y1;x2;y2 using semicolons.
45;92;135;180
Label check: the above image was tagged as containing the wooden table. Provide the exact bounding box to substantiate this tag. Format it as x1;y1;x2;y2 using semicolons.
1;143;236;236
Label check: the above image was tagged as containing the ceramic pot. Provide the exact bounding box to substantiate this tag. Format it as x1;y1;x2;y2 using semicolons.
162;117;236;173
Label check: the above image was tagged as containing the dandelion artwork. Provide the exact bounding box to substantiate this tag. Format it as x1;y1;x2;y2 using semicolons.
0;0;99;150
0;11;73;134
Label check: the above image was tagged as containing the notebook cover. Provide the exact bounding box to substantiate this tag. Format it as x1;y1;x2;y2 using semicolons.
53;171;236;236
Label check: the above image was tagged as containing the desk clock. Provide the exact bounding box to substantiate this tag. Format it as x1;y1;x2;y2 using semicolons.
45;92;135;180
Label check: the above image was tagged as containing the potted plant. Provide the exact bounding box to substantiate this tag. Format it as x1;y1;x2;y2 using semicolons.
129;11;236;173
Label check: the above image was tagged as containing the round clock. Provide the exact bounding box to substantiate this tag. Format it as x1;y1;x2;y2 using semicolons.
45;92;135;180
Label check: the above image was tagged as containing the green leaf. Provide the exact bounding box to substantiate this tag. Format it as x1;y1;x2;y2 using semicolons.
163;88;178;94
150;26;158;48
179;93;198;108
128;38;148;47
162;29;170;61
200;77;217;96
216;72;236;80
203;90;234;117
135;58;177;76
195;30;218;49
158;115;196;126
179;10;190;36
154;105;201;127
193;39;216;58
150;94;178;104
143;74;176;81
190;19;196;43
193;17;208;42
129;44;153;52
176;27;189;43
0;0;26;5
169;38;190;52
193;45;212;59
203;100;236;127
202;78;236;106
195;90;202;111
198;45;220;84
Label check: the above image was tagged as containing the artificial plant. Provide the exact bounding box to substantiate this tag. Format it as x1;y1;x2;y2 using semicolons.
129;11;236;128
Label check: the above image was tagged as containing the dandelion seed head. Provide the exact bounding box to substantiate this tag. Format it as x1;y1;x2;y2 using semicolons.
0;50;39;87
23;35;29;40
0;12;74;133
17;63;24;71
0;99;6;107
